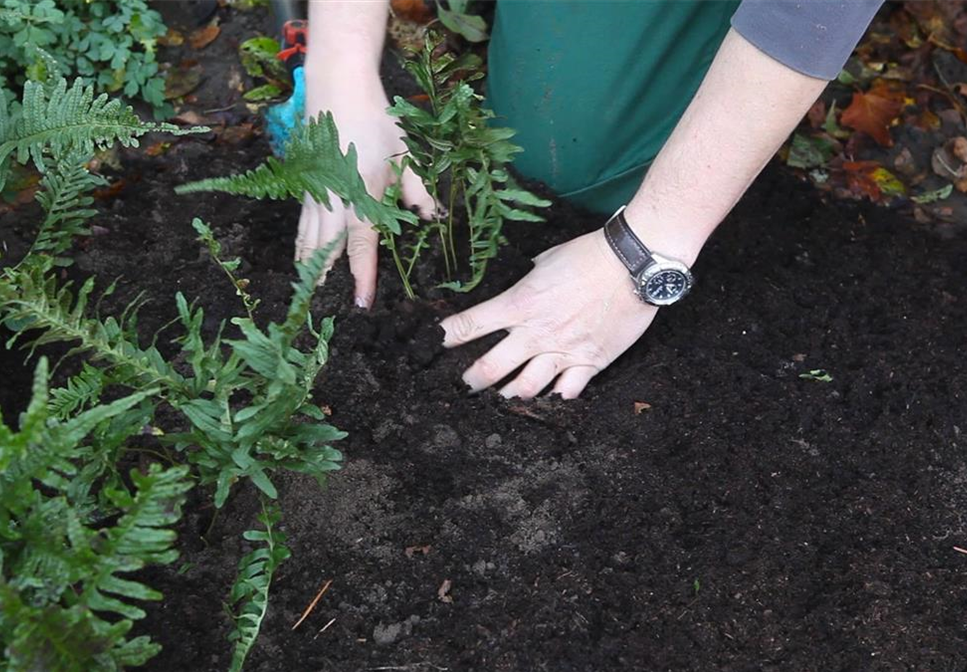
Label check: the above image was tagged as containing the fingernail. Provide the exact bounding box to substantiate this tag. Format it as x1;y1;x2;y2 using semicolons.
355;296;370;309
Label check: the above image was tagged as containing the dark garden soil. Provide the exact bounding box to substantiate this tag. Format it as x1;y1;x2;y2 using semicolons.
3;3;967;671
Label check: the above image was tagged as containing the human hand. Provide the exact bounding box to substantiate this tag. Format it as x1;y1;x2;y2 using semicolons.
440;230;661;399
297;69;434;308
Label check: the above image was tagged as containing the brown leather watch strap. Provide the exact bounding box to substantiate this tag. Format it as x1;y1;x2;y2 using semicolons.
603;207;654;277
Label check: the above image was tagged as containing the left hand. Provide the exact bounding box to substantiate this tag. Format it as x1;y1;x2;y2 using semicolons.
440;229;661;399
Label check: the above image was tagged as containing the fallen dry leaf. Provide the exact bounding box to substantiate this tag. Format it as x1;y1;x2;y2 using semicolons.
190;21;221;50
806;100;826;129
405;545;431;558
391;0;434;23
953;136;967;162
437;579;453;603
170;110;212;126
893;147;917;176
144;141;171;157
931;141;967;186
164;64;204;100
904;1;952;42
909;109;941;132
842;161;906;202
633;401;652;415
217;122;256;145
792;353;807;362
841;82;905;146
93;179;127;201
388;13;428;52
158;29;185;47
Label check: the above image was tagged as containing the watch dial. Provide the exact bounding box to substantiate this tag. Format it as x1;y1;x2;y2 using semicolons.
644;269;687;301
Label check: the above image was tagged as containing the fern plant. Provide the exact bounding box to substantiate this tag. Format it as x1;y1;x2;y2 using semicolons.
0;357;192;672
388;31;550;294
1;70;349;668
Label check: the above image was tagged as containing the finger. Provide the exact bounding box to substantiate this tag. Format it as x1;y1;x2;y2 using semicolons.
295;195;321;263
345;209;380;309
441;293;518;348
462;331;537;393
313;197;349;278
400;166;438;220
499;353;563;400
552;365;599;400
297;193;348;272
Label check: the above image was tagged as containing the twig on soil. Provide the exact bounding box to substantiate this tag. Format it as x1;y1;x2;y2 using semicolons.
292;579;333;630
203;103;239;114
954;546;967;555
367;665;449;671
312;617;337;641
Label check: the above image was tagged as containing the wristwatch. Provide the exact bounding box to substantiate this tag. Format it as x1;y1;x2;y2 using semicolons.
603;206;694;306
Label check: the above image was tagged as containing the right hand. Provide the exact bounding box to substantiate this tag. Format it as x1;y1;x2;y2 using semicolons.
297;69;435;308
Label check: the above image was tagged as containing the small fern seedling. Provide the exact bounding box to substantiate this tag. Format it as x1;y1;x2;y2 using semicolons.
227;499;292;672
193;218;260;320
388;31;551;294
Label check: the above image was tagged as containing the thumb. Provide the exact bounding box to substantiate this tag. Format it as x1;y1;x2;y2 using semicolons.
399;166;439;220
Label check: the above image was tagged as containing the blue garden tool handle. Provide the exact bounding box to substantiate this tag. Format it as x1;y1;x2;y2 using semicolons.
265;67;305;156
265;0;307;156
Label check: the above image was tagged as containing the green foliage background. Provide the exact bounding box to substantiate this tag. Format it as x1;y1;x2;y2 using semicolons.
0;0;167;112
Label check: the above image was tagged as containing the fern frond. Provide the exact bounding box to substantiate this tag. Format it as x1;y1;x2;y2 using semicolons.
48;362;106;419
30;154;104;261
228;501;291;672
279;240;339;343
77;464;192;621
0;77;206;189
176;113;416;237
0;359;158;496
0;258;186;394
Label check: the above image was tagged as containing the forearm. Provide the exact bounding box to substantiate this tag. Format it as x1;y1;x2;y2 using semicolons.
305;0;389;81
623;28;828;266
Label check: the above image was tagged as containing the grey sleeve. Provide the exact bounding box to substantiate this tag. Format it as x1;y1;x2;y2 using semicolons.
731;0;885;80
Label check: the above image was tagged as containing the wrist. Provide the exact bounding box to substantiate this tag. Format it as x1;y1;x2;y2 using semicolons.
303;61;386;115
621;200;711;268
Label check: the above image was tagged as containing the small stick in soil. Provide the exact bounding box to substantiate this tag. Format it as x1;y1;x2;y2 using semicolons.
292;579;333;630
312;617;337;641
954;546;967;555
367;665;449;671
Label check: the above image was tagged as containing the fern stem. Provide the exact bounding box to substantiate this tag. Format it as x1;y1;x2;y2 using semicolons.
447;177;459;275
391;244;415;301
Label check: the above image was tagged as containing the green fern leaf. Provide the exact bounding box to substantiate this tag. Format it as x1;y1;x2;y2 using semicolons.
176;113;416;237
0;77;206;190
48;362;105;419
77;464;192;620
228;501;291;672
0;257;187;393
30;154;104;261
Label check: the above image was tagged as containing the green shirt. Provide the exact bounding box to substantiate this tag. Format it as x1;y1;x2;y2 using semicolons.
487;0;739;213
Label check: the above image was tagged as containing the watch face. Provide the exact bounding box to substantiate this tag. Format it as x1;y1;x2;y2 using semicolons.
643;269;689;303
